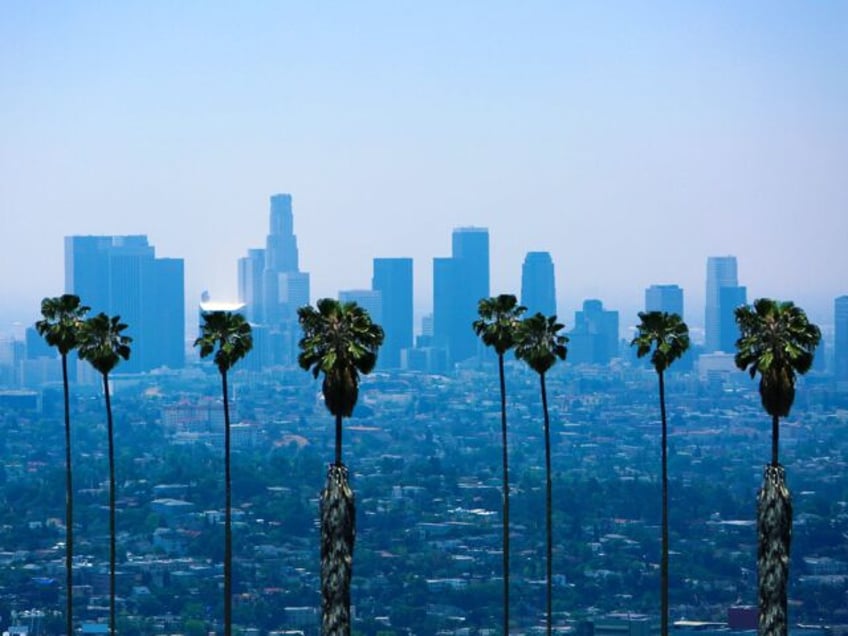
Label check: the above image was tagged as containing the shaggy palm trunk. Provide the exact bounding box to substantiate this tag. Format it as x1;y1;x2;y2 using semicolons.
758;421;791;636
62;354;74;636
497;353;510;636
321;456;355;636
541;372;552;636
102;373;116;636
222;370;233;636
658;371;669;636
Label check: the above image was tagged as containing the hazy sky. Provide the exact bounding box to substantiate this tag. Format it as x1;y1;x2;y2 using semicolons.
2;2;846;336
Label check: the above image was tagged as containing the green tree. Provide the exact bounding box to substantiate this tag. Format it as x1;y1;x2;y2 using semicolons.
35;294;90;636
735;298;820;636
194;310;253;636
472;293;525;634
515;312;567;636
78;312;131;636
630;310;690;636
298;298;384;636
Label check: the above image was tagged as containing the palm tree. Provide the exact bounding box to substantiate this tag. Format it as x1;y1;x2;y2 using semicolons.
630;311;690;636
35;293;90;636
735;298;820;636
77;312;131;636
194;310;253;636
515;312;567;636
298;298;384;636
472;293;525;634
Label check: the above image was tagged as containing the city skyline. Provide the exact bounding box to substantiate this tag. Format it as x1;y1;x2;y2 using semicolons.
2;3;847;333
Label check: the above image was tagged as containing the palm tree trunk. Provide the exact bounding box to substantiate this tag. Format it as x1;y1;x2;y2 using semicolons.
62;354;74;636
658;371;669;636
103;373;116;636
758;462;791;636
771;414;779;467
321;462;355;636
335;413;343;467
222;370;232;636
541;372;552;636
498;353;510;636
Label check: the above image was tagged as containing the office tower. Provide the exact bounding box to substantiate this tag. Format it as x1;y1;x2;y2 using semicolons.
432;227;490;364
718;285;747;353
521;251;556;317
338;290;383;325
372;258;413;369
65;235;185;373
569;299;619;365
645;284;684;317
238;248;266;323
705;256;739;352
836;295;848;380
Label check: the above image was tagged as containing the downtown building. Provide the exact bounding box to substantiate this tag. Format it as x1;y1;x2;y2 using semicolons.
237;194;310;367
65;235;185;373
836;295;848;382
521;251;557;318
705;256;747;353
433;227;489;366
371;257;413;369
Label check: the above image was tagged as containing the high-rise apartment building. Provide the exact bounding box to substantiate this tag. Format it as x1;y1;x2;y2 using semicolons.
645;284;684;317
835;295;848;381
705;256;740;352
372;258;413;369
433;227;489;364
65;235;185;373
521;251;556;317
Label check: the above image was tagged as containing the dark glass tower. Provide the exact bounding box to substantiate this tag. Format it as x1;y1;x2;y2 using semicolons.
65;235;185;372
521;251;556;317
705;256;739;352
372;258;413;369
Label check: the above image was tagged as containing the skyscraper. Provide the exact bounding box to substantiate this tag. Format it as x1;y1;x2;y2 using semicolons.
372;258;413;369
835;295;848;381
705;256;739;352
238;194;309;327
645;284;684;317
433;227;490;364
521;251;556;317
569;299;619;365
338;290;383;325
65;235;185;373
718;285;747;353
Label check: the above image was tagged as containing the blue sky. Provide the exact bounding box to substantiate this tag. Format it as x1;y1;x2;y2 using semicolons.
1;2;846;335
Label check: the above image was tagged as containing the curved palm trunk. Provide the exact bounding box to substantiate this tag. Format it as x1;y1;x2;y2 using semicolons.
222;370;233;636
497;353;510;635
541;372;552;636
103;373;116;636
758;438;791;636
321;460;355;636
62;354;74;636
658;371;669;636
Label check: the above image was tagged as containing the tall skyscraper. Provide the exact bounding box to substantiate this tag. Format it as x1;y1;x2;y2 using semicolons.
835;295;848;381
705;256;739;352
718;285;747;353
645;284;684;317
521;251;556;317
433;227;490;364
238;194;309;327
372;258;413;369
65;235;185;373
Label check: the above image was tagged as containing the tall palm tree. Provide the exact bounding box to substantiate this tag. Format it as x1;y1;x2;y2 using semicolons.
35;293;90;636
735;298;820;636
472;293;525;634
298;298;384;636
515;312;567;636
77;312;131;636
630;310;690;636
194;310;253;636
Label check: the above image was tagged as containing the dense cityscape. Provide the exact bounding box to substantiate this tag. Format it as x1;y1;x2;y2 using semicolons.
0;195;846;636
